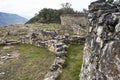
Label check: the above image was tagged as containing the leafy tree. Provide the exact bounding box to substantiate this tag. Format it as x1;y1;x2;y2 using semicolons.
60;2;74;14
61;2;72;9
26;2;81;24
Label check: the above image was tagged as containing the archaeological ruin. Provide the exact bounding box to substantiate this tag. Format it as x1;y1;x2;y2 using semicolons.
1;0;120;80
80;0;120;80
60;14;87;26
0;22;86;80
60;14;87;35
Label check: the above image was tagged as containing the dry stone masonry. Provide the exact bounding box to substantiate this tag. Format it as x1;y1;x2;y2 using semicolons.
0;20;86;80
0;30;68;80
80;0;120;80
19;29;85;80
60;14;87;26
16;30;68;80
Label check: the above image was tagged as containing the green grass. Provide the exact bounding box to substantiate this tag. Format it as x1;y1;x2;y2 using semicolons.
57;44;84;80
0;39;84;80
0;44;55;80
40;23;60;30
0;27;4;37
30;23;60;32
6;35;20;40
3;34;27;40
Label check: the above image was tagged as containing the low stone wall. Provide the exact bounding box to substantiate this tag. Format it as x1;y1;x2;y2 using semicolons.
63;36;85;45
59;24;87;36
44;41;67;80
0;29;85;80
0;37;67;80
0;39;20;45
18;33;68;80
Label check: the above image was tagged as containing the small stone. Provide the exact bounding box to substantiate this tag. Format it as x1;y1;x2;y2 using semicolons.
0;72;5;75
115;23;120;32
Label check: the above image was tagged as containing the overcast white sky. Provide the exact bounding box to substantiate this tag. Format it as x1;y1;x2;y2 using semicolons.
0;0;96;19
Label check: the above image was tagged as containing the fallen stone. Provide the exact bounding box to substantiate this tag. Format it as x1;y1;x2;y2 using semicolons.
44;69;62;80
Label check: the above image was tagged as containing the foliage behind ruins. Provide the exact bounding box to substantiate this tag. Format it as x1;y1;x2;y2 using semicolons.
26;2;85;24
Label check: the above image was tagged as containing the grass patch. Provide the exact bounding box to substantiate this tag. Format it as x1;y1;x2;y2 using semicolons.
5;35;20;40
57;44;84;80
40;23;60;30
3;34;27;40
0;44;55;80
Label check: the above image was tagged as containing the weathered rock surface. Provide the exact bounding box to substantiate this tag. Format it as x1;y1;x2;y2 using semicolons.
80;1;120;80
60;14;87;26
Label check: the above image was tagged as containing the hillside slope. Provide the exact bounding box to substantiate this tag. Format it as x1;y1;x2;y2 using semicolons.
0;12;28;26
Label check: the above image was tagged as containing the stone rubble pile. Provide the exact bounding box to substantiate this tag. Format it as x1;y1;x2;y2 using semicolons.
20;30;85;46
60;24;87;36
71;24;87;37
0;24;28;36
63;35;85;44
80;0;120;80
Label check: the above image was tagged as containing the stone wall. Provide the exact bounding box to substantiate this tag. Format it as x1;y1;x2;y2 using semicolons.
80;1;120;80
60;14;87;26
20;32;68;80
60;14;87;36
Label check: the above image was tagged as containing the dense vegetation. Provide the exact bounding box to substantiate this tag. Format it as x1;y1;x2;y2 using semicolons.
26;3;81;24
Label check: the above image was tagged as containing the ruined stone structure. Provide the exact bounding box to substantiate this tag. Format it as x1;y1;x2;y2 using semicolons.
19;31;68;80
0;24;28;36
44;40;67;80
60;14;87;36
71;24;87;37
60;14;87;26
0;22;86;80
80;1;120;80
35;30;57;40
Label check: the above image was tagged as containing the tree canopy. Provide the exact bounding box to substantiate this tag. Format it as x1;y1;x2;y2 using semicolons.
26;2;82;24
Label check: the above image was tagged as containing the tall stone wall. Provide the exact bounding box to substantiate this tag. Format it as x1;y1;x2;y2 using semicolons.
60;14;87;26
80;1;120;80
